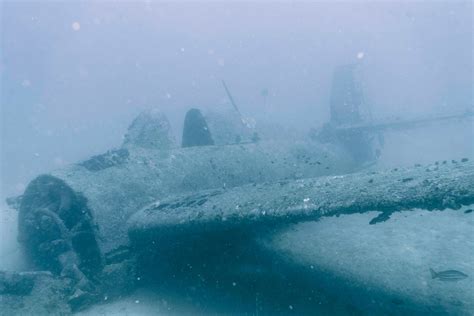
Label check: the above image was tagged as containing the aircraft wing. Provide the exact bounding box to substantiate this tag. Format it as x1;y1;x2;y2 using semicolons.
128;159;473;238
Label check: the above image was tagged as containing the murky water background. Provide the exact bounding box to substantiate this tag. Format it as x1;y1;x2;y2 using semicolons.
1;1;473;315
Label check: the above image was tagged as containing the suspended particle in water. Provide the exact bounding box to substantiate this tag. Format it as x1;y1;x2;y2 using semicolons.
72;22;81;31
357;51;365;59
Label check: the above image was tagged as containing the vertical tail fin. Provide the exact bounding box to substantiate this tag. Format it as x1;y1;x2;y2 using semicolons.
329;64;363;126
430;268;437;279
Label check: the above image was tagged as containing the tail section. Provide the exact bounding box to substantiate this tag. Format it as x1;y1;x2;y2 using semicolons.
329;64;364;126
430;268;438;279
326;64;382;165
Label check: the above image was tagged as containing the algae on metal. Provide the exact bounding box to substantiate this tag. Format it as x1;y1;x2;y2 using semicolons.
128;159;474;238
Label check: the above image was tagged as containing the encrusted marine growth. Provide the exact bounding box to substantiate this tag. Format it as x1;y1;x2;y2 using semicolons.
123;108;175;149
18;175;102;280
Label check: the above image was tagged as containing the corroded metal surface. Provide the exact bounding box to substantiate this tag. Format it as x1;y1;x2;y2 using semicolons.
128;160;474;237
14;109;356;311
21;140;354;258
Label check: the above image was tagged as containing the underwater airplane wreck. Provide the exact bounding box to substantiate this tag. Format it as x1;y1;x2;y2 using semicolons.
1;65;473;315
